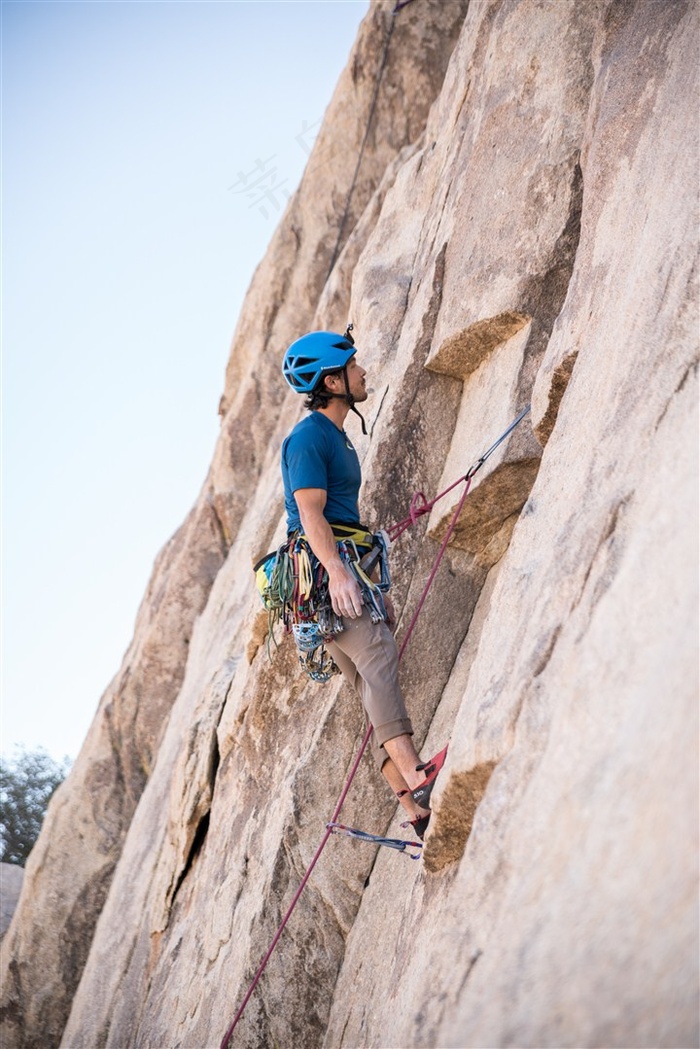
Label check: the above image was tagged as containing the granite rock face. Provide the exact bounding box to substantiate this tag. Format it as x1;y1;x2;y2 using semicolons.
0;867;24;941
2;2;698;1048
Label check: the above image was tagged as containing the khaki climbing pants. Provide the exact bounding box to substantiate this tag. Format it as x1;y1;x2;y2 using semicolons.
326;606;413;770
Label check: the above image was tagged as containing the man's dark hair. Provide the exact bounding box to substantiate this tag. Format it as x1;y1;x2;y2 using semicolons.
304;370;342;411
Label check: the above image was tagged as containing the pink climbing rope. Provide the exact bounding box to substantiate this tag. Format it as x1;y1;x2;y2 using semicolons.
387;474;469;543
219;407;530;1048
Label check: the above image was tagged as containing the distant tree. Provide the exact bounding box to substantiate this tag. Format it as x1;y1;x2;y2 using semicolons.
0;748;72;865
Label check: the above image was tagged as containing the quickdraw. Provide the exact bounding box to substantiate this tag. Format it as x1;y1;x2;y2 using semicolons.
327;822;423;859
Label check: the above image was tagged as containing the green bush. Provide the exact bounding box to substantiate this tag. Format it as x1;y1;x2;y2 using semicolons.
0;748;71;865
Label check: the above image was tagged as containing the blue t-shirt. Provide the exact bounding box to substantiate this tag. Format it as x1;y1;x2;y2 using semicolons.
281;412;362;533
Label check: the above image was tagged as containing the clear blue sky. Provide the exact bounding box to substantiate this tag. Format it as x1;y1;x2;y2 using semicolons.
2;0;369;764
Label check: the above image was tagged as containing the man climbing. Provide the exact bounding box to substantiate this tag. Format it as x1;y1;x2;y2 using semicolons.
280;327;447;839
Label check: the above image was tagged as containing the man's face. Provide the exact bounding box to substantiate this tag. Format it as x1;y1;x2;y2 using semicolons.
345;357;368;402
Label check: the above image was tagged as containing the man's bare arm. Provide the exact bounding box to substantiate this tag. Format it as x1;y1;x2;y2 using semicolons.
294;487;363;618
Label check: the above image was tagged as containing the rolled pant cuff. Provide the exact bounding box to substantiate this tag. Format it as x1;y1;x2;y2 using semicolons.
375;718;414;751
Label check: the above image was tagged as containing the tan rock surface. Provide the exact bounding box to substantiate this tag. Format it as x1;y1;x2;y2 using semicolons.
3;2;698;1048
0;866;24;940
0;497;227;1047
325;3;699;1047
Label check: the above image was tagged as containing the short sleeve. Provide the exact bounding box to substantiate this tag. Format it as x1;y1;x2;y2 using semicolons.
284;428;329;493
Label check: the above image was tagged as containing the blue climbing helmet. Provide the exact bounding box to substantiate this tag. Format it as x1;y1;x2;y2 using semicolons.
282;327;356;394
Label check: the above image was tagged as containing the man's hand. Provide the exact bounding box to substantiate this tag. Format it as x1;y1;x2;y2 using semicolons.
327;565;363;619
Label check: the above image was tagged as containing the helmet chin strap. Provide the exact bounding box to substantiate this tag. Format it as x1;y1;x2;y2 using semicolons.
347;400;368;435
331;366;367;435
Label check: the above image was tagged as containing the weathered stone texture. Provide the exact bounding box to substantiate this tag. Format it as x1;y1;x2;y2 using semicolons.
325;3;699;1048
0;496;227;1048
3;1;698;1048
0;867;24;941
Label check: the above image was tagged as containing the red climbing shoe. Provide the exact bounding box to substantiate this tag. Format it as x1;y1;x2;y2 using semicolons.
410;744;449;811
405;813;431;841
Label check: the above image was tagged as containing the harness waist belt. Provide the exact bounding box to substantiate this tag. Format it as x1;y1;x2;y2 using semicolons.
300;523;374;554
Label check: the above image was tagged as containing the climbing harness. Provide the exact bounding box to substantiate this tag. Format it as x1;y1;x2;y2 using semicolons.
327;822;423;859
255;525;392;683
223;406;531;1049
